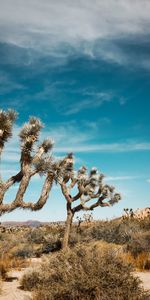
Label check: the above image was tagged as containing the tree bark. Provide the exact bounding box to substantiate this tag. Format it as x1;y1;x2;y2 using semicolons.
62;203;74;250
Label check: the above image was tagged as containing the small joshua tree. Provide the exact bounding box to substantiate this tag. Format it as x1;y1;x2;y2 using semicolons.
0;109;121;249
56;160;121;248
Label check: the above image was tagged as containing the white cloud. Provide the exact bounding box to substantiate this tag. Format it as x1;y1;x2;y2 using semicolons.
106;176;138;181
1;122;150;168
54;142;150;153
2;141;150;165
63;92;112;115
0;0;150;66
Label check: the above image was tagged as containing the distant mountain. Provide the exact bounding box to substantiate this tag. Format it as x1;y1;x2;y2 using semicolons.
1;220;65;227
1;220;42;227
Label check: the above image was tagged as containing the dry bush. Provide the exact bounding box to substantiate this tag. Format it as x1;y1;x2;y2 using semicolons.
25;227;62;255
0;258;9;280
126;231;150;258
124;252;150;271
134;252;150;270
137;216;150;231
83;219;144;245
11;244;35;258
26;228;45;244
0;254;29;280
21;242;150;300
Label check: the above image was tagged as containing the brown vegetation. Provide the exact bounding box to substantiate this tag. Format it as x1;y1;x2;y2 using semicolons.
0;212;149;298
21;242;150;300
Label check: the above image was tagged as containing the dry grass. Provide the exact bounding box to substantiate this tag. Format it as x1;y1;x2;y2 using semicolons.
123;252;150;271
0;258;8;280
0;254;29;280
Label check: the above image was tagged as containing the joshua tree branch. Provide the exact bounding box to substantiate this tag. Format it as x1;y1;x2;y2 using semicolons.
4;171;24;190
61;182;72;203
0;173;54;215
0;110;55;216
72;191;82;201
73;195;109;213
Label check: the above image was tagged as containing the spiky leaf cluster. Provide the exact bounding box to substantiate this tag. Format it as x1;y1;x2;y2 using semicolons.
109;193;121;205
55;153;74;183
40;139;54;153
19;117;43;143
34;156;53;175
0;109;17;148
19;117;43;162
77;166;104;195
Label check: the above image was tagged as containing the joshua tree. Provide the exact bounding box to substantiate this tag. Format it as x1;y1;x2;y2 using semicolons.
57;161;121;249
0;109;54;214
0;109;121;249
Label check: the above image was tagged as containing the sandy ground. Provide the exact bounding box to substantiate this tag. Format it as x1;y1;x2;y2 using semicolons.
134;272;150;291
0;258;42;300
0;269;32;300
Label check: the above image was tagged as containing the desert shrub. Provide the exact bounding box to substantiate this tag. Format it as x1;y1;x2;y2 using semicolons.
21;242;149;300
88;219;143;245
126;231;150;258
120;251;150;271
27;228;45;244
0;233;4;241
11;244;35;258
78;218;150;248
134;252;150;270
0;253;29;278
41;240;61;254
68;229;82;246
0;259;8;279
20;269;41;290
40;232;61;253
137;216;150;231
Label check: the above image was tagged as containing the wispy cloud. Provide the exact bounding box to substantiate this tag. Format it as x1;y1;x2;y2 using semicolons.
55;142;150;153
106;176;139;181
63;92;113;115
0;71;25;95
1;121;150;167
9;83;117;115
2;141;150;165
0;1;150;67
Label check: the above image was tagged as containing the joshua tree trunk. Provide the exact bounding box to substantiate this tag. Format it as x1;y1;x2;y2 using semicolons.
62;203;74;250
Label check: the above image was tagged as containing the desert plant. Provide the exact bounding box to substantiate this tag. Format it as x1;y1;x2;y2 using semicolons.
58;164;121;249
11;244;35;258
84;218;146;245
0;109;121;249
0;259;8;279
21;243;150;300
0;109;54;214
126;231;150;258
122;251;150;271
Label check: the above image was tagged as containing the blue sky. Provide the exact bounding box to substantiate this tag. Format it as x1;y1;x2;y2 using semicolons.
0;0;150;221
